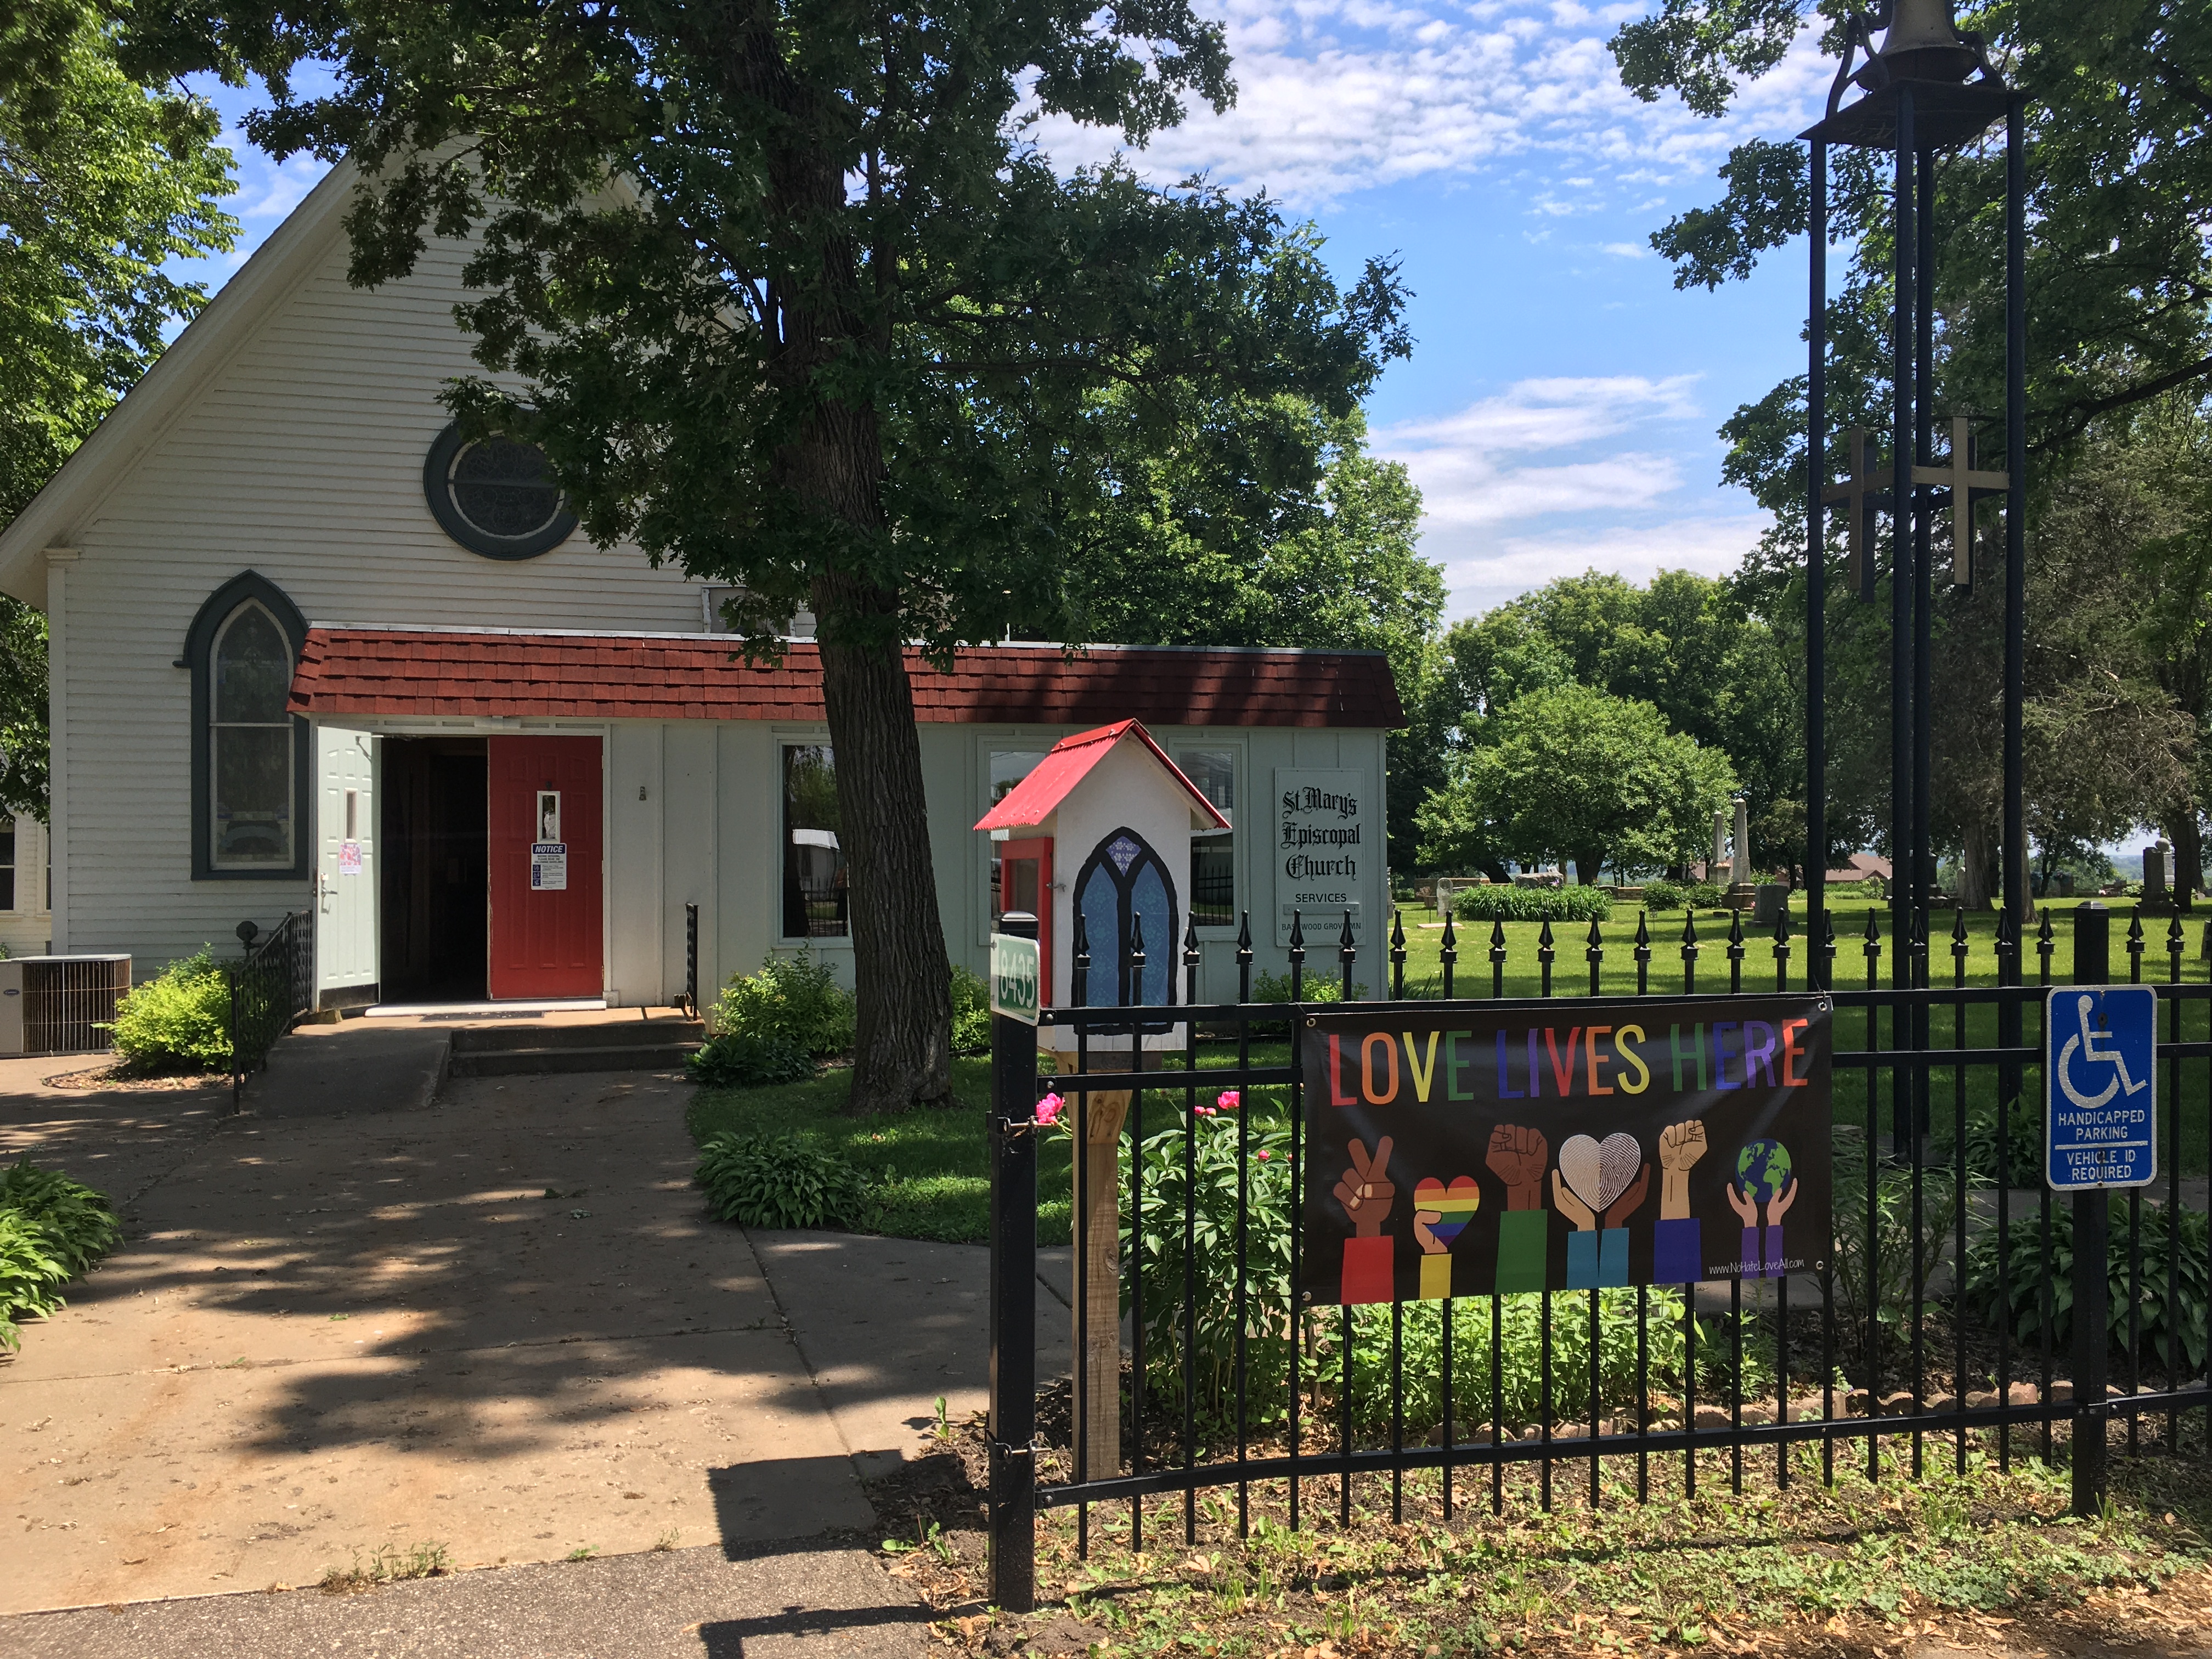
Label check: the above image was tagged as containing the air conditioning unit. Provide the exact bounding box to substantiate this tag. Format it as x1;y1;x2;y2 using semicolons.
0;955;132;1057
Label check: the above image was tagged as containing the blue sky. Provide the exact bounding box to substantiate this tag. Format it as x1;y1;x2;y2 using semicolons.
177;3;1836;623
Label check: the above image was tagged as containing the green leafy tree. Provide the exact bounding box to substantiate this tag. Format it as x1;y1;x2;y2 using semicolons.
1615;0;2212;460
1063;407;1446;872
141;0;1410;1109
1;2;237;821
1416;682;1736;885
1434;569;1793;871
1611;0;2212;898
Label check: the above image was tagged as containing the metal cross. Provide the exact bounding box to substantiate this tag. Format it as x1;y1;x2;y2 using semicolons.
1911;415;2009;589
1821;426;1884;600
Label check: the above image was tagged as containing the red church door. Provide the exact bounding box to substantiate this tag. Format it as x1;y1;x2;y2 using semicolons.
488;736;603;999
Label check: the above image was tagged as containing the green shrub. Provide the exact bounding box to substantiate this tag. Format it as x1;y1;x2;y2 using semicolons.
950;963;992;1055
710;950;856;1056
1641;880;1684;911
1963;1199;2209;1374
1251;969;1367;1005
1954;1095;2043;1189
107;949;232;1074
1684;882;1729;910
1831;1127;1985;1334
696;1131;874;1229
1123;1099;1297;1424
1452;884;1612;923
0;1160;121;1278
0;1161;120;1352
687;1030;815;1088
0;1211;69;1351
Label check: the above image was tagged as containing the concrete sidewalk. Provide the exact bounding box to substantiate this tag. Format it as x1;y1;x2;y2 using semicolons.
0;1028;1060;1654
6;1538;932;1658
748;1230;1072;1477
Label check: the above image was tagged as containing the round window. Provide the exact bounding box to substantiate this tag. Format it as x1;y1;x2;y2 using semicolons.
422;422;579;559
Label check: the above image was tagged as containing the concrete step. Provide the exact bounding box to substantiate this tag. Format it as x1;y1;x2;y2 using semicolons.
447;1040;703;1077
450;1019;704;1054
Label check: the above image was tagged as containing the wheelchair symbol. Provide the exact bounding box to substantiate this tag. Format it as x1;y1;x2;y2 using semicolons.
2056;993;2149;1111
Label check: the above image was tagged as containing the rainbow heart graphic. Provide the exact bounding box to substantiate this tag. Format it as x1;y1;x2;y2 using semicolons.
1413;1175;1481;1244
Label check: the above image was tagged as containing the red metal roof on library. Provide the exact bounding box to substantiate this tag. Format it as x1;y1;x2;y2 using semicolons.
973;720;1231;833
288;630;1403;727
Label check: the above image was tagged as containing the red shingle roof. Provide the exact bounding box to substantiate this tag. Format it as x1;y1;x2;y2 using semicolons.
287;630;1404;727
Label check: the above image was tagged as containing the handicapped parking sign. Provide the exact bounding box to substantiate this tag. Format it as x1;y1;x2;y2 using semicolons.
2045;984;2158;1190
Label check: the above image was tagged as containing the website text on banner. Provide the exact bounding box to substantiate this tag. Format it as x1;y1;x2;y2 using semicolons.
1298;999;1833;1306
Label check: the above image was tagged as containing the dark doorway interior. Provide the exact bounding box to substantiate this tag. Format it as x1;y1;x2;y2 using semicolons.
380;737;488;1002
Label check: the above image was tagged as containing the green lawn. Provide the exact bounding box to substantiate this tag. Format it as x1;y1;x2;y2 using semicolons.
1376;887;2206;999
686;1056;1064;1243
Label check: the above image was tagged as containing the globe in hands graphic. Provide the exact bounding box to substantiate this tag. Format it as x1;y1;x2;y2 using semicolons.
1735;1138;1793;1204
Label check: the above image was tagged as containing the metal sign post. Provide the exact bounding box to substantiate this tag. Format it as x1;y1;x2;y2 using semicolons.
987;913;1039;1612
2052;905;2154;1515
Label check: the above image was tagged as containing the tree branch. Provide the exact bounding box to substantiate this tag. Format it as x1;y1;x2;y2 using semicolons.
2041;354;2212;447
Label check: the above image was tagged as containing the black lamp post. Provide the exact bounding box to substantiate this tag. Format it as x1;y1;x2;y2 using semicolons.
1803;0;2027;1011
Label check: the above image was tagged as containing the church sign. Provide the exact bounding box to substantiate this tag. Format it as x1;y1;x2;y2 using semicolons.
1274;768;1371;946
1297;998;1832;1305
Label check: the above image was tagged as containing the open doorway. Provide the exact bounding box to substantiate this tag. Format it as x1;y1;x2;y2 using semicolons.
380;737;488;1002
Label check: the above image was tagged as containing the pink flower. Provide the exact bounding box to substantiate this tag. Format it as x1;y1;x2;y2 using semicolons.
1034;1093;1064;1127
1217;1090;1240;1111
1257;1149;1272;1161
1194;1104;1216;1118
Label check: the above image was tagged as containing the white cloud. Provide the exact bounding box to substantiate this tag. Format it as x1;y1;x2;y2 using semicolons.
1027;1;1832;208
1372;375;1764;616
1443;513;1768;617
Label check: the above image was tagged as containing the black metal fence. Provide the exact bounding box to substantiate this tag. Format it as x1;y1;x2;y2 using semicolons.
984;900;2212;1610
228;911;315;1107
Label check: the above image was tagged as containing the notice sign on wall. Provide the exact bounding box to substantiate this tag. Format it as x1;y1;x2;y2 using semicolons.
531;843;568;891
1298;998;1831;1306
1275;768;1369;946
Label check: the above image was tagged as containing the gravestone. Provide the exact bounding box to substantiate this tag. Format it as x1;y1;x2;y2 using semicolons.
1753;883;1790;927
1711;809;1728;883
2145;840;2170;910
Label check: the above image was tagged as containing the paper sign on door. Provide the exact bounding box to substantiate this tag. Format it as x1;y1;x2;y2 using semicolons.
532;844;568;891
338;839;362;876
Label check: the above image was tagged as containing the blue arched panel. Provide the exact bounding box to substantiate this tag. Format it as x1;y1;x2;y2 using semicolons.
1070;826;1179;1032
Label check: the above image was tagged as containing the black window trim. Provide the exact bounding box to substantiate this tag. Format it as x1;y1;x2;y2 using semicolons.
422;421;579;560
187;572;312;882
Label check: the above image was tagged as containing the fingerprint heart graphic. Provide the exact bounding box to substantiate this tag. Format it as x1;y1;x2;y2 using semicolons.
1558;1133;1644;1214
1412;1175;1480;1244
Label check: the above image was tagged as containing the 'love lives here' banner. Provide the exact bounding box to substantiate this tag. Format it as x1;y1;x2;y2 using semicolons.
1297;999;1831;1306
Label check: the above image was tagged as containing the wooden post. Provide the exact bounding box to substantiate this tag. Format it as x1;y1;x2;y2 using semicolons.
1053;1041;1130;1484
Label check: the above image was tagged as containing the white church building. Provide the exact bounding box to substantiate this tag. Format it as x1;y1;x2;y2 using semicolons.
0;163;1401;1009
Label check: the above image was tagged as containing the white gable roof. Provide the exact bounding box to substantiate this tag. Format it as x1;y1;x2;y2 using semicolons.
0;161;365;605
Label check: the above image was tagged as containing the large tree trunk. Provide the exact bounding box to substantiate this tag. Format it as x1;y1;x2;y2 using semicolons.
1957;819;1996;910
817;601;953;1111
708;20;955;1111
2166;810;2203;913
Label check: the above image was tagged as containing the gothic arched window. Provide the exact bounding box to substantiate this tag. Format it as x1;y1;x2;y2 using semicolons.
185;574;310;879
1074;827;1178;1018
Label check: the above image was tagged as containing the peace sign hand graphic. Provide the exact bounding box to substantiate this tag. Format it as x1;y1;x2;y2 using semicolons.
1333;1136;1396;1238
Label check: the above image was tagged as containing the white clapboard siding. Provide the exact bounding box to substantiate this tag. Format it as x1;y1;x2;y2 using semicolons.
57;217;703;967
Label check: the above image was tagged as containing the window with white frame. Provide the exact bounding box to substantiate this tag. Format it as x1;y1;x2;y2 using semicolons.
1177;748;1236;928
781;745;848;939
0;816;17;912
